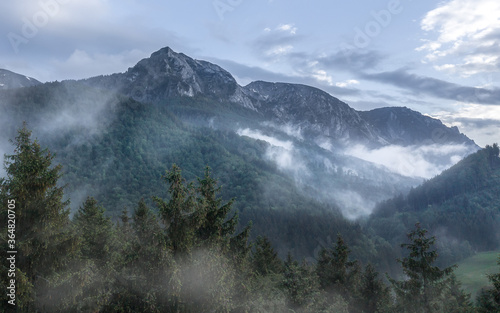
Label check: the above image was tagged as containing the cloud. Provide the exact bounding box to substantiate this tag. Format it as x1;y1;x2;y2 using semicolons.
431;104;500;146
205;57;362;97
237;128;292;150
236;128;308;177
253;24;300;60
261;122;303;140
50;49;148;80
418;0;500;76
361;68;500;105
336;79;359;88
0;0;187;82
345;144;474;179
315;49;385;72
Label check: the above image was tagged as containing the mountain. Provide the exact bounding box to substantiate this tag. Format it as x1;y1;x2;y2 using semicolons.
85;48;476;149
85;47;255;109
242;81;379;145
0;46;485;260
0;69;41;90
359;107;474;147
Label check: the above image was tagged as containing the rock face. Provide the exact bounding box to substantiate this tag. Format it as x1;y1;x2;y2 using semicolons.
84;46;477;148
242;81;379;143
0;69;41;90
359;107;475;147
85;47;253;106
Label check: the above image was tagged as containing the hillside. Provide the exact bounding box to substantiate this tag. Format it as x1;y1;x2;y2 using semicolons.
455;250;500;299
368;144;500;268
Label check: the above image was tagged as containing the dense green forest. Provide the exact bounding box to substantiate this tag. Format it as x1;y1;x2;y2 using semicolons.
1;126;500;312
367;143;500;271
0;82;402;264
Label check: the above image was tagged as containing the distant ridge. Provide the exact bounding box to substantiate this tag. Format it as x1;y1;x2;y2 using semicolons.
0;69;41;90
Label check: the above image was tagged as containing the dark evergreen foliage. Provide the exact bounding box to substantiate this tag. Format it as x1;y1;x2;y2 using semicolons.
0;125;489;312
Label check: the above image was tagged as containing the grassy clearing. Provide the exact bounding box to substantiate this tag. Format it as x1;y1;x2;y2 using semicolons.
454;251;499;300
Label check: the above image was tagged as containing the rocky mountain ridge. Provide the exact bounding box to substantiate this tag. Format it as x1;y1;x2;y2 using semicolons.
83;47;477;149
0;69;41;90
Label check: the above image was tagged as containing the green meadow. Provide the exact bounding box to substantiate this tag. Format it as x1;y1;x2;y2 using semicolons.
455;250;500;300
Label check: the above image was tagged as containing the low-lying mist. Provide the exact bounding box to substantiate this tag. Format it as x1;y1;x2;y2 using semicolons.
345;143;477;179
236;126;421;219
0;82;121;211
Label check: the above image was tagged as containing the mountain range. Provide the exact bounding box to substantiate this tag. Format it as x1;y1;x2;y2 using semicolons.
0;46;488;262
85;47;475;148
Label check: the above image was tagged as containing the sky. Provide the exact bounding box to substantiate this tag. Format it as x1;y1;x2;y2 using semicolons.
1;0;499;147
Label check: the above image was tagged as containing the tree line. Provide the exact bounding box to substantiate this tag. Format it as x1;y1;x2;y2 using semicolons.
1;125;499;312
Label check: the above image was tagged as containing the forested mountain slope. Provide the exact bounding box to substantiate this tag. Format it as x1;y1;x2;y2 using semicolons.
368;145;500;267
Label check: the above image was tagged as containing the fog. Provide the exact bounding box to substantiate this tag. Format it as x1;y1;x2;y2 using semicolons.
0;82;120;213
345;143;474;179
236;127;421;219
237;128;309;178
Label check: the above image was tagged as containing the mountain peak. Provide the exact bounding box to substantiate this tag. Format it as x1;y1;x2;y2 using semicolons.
0;69;41;90
359;106;477;147
85;46;242;103
150;46;176;57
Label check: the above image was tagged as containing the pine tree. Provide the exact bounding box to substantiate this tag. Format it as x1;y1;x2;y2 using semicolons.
153;164;203;255
73;197;115;266
104;199;172;312
282;253;319;308
196;166;238;248
443;274;474;313
316;235;359;295
251;236;283;276
71;197;118;311
477;255;500;312
0;124;76;311
389;223;456;313
359;264;392;313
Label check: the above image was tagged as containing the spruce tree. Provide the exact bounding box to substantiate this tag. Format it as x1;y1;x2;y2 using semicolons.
153;164;203;255
282;253;319;308
251;236;283;276
477;255;500;312
389;223;455;313
316;235;359;295
71;197;118;311
0;124;76;310
196;166;238;248
359;264;392;313
73;197;115;266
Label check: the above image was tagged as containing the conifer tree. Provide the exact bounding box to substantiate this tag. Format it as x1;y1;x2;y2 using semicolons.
104;199;171;312
359;264;392;313
389;223;455;313
282;253;319;308
0;124;76;310
316;235;359;295
476;255;500;312
153;164;203;255
251;236;283;275
196;166;238;248
442;274;474;313
73;197;115;266
70;197;118;311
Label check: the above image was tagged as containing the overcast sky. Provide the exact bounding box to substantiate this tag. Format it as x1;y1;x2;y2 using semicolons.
1;0;499;146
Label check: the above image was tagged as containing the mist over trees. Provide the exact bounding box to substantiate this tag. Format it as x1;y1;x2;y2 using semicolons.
1;126;498;312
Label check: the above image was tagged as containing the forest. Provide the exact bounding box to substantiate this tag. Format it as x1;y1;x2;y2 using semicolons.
1;125;499;312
